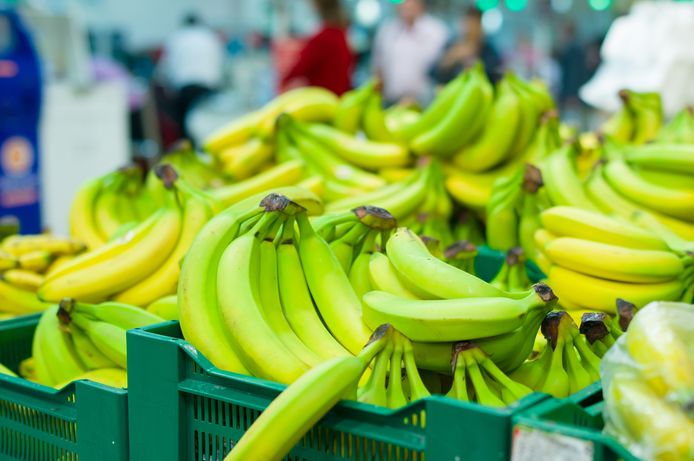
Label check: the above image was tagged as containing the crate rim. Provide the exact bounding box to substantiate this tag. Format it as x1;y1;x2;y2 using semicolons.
132;319;547;417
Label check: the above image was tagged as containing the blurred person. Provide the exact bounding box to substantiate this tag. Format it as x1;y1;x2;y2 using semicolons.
558;22;587;109
433;7;501;84
281;0;354;95
372;0;448;105
160;13;224;140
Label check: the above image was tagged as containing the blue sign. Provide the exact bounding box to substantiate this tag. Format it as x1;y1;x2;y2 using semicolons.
0;9;43;234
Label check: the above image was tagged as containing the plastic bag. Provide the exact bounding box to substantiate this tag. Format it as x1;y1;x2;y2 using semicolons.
601;301;694;461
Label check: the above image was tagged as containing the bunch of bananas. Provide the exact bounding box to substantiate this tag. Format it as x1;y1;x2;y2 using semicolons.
602;90;662;145
26;298;163;389
70;164;156;249
536;206;691;311
444;74;556;210
602;301;694;461
489;247;532;293
203;87;338;180
655;106;694;144
511;311;601;398
43;165;218;306
0;234;85;318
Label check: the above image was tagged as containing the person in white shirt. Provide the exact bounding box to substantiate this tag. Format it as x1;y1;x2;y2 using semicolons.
371;0;448;105
160;13;224;140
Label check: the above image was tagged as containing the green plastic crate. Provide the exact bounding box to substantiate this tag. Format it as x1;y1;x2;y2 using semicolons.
511;384;639;461
127;321;550;461
0;315;129;461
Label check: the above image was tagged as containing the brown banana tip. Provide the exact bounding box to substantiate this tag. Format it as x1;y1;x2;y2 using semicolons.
506;247;525;265
444;240;477;259
419;235;440;248
154;164;178;189
58;297;76;314
579;316;610;344
260;193;290;211
617;89;629;101
541;110;559;123
351;206;397;230
541;311;566;349
451;341;476;372
616;298;636;331
533;282;557;303
522;164;543;192
56;303;72;326
366;324;392;345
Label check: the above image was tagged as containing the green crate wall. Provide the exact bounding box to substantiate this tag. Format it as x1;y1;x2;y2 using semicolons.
127;321;549;461
0;314;129;461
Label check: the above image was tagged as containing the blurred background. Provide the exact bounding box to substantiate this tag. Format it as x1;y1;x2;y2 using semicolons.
1;0;693;233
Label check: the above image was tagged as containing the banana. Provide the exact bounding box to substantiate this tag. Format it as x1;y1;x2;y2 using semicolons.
0;278;48;314
333;79;376;133
69;323;119;370
39;191;182;302
295;212;373;355
541;144;599;210
93;174;129;240
486;175;523;251
394;71;467;142
362;284;556;342
368;252;418;299
348;233;376;299
329;222;369;272
53;368;128;389
546;265;683;312
386;333;408;408
295;121;409;170
224;326;390;461
562;333;593;395
256;86;339;138
257;229;322;367
540;206;668;250
410;63;493;157
624;301;694;408
601;107;633;143
537;317;570;398
33;306;87;385
603;154;694;222
402;335;431;400
384;105;420;135
3;269;43;290
462;345;505;407
276;223;351;360
0;362;17;377
386;228;526;299
2;234;85;256
18;250;53;272
211;159;306;207
69;176;107;249
0;251;17;271
510;345;551;389
216;212;310;382
634;167;694;190
362;89;396;142
68;313;127;368
113;190;215;306
544;237;683;283
452;76;521;172
204;111;263;153
358;334;392;406
218;137;274;180
447;345;470;400
624;90;662;145
61;298;164;330
444;168;495;210
146;295;178;320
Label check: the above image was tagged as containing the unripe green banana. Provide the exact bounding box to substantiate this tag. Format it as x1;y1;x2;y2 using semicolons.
362;283;556;342
333;79;376;134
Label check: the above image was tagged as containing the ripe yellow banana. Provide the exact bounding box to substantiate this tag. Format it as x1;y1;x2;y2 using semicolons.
218;137;274;180
69;176;108;249
0;278;48;314
540;206;668;250
40;193;182;302
368;251;418;299
544;237;683;283
33;307;87;385
54;368;128;389
547;265;683;312
69;313;127;368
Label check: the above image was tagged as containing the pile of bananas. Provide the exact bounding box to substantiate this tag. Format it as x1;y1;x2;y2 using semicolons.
0;234;84;318
602;301;694;461
602;90;662;145
24;298;163;389
536;206;692;311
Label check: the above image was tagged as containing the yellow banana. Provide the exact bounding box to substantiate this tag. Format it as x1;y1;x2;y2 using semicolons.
218;137;274;180
546;265;683;312
69;176;107;249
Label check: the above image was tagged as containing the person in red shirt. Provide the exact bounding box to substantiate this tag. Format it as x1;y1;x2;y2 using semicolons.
281;0;354;95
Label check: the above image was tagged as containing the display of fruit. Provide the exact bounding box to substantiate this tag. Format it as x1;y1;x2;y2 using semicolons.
1;62;693;461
